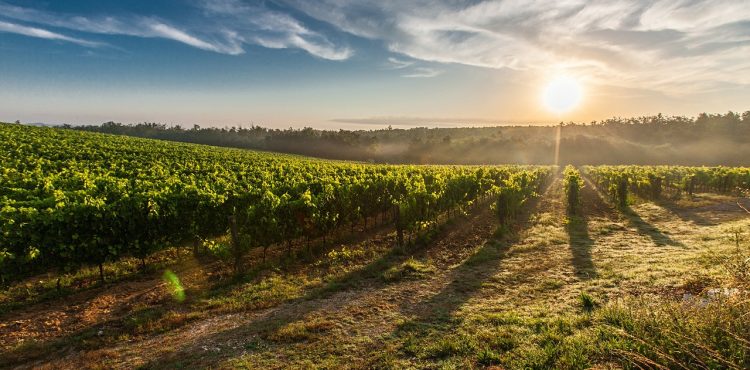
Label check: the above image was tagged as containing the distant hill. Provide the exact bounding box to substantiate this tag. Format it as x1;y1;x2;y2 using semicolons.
70;111;750;166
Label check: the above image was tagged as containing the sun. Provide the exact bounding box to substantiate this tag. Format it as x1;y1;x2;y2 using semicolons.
542;75;583;114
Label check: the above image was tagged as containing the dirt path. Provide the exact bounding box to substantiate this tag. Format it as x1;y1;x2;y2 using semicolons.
0;279;161;348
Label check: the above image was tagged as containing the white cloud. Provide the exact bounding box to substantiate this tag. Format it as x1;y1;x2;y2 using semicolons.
386;57;442;78
0;0;350;60
0;20;101;47
199;0;352;60
281;0;750;93
146;21;243;55
1;0;746;91
387;57;414;69
402;67;443;78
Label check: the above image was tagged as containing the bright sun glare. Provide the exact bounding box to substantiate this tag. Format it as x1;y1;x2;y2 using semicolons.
542;76;583;114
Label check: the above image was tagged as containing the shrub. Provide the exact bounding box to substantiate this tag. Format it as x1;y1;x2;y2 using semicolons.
564;166;584;215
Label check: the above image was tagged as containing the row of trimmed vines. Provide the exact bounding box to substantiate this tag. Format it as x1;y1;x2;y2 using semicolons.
494;169;553;228
583;166;750;207
563;166;584;215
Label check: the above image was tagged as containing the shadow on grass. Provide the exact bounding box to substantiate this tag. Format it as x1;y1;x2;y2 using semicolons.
566;215;596;279
352;178;563;369
622;207;685;247
293;200;501;302
198;219;398;302
567;175;618;280
654;199;714;226
401;239;512;326
0;249;194;317
0;246;410;368
580;175;684;249
385;178;555;345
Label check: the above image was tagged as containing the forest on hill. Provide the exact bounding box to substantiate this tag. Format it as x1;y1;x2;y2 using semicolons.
71;111;750;166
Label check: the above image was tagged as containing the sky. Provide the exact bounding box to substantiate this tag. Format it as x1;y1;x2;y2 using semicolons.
0;0;748;129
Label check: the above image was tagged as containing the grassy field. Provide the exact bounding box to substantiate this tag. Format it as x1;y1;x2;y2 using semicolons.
1;174;749;369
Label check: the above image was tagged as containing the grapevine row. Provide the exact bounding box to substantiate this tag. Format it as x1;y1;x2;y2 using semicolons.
582;165;750;206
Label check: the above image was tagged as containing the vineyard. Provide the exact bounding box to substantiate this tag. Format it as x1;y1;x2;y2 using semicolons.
583;165;750;207
2;123;750;369
0;123;551;282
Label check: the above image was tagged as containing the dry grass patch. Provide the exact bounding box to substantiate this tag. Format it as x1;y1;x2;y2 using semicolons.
267;317;339;343
382;257;435;282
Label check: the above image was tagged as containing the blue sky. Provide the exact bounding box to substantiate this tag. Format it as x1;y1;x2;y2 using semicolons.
0;0;748;129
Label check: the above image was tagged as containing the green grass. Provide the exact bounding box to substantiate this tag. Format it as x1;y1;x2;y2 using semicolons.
198;273;307;312
599;296;750;369
578;292;598;312
267;318;338;343
371;285;750;369
382;257;435;282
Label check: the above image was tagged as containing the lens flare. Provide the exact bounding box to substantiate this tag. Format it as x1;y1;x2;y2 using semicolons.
162;269;185;302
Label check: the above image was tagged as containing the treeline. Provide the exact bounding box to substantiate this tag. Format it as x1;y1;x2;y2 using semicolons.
69;111;750;165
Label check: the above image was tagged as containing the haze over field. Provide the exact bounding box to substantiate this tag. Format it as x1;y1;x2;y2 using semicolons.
1;0;749;128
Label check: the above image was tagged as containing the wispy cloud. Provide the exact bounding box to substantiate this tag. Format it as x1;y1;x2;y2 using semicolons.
199;0;352;60
0;0;350;60
0;2;243;55
402;67;443;78
386;57;414;69
1;0;746;92
281;0;750;93
0;20;101;47
385;56;442;78
145;21;243;55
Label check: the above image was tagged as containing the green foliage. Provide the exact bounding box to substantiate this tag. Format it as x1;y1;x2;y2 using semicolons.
616;176;629;208
648;173;663;199
563;166;584;215
202;240;232;261
493;168;552;227
0;123;554;280
583;165;750;205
